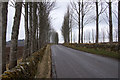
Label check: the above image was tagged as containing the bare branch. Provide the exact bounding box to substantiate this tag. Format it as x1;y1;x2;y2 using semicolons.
112;10;118;19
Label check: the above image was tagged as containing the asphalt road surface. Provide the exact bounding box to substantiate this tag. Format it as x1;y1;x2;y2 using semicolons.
51;45;119;78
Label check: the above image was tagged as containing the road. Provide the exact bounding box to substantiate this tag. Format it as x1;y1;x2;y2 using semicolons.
51;45;119;78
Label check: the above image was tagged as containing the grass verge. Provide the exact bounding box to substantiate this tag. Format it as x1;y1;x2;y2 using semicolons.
35;44;51;78
64;44;120;59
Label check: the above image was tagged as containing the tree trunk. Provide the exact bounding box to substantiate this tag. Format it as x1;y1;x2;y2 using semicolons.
23;2;29;59
36;23;39;50
81;1;84;43
118;1;120;52
39;3;44;48
9;2;22;69
29;2;32;55
35;13;38;51
78;2;81;44
31;2;37;53
96;0;99;43
2;2;8;73
38;9;41;49
0;2;3;75
109;0;113;43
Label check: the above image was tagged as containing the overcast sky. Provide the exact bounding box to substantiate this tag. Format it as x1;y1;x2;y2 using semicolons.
6;0;118;43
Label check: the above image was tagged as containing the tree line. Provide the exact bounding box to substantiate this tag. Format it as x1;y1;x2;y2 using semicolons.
0;0;58;74
61;0;119;45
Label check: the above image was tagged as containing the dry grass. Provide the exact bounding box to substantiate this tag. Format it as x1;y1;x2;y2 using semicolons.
35;45;52;78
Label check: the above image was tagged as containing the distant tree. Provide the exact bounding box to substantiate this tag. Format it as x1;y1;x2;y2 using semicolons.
118;1;120;52
50;29;55;43
49;29;58;44
61;16;67;43
9;1;23;69
61;6;70;43
101;28;105;42
73;33;76;43
114;28;118;42
55;32;59;44
84;31;86;43
70;27;72;43
88;31;91;43
92;29;95;43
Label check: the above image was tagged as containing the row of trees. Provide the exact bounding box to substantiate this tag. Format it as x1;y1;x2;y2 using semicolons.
0;0;58;74
62;0;119;44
